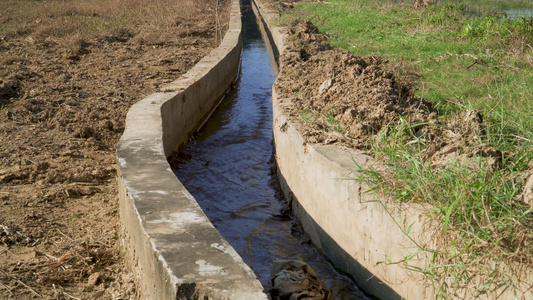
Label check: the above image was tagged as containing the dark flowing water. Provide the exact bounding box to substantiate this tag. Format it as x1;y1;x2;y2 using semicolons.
173;1;368;299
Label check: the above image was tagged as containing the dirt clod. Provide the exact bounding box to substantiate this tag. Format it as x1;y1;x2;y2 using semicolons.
87;272;101;286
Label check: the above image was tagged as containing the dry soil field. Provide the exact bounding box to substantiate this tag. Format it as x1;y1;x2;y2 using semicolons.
0;0;229;298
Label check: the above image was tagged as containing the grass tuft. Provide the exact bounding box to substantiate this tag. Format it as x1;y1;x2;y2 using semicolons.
354;118;533;296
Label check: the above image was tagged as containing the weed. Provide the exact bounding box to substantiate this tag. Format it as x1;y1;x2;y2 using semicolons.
299;108;347;135
71;213;78;231
300;109;319;124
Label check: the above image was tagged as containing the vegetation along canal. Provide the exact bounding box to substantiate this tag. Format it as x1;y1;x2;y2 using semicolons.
173;0;368;298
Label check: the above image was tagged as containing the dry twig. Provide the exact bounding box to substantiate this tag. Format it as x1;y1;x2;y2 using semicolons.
16;279;42;298
56;229;74;241
63;291;82;300
0;245;15;256
0;281;13;296
466;60;489;70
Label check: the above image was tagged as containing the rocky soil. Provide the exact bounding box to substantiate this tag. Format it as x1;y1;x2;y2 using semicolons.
0;0;229;298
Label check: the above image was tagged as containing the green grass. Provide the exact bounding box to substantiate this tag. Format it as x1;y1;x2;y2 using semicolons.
284;0;533;297
437;0;533;16
300;108;346;134
355;118;533;297
300;109;320;123
342;0;533;14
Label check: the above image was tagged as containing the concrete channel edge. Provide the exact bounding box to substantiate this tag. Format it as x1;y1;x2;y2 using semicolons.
116;0;268;299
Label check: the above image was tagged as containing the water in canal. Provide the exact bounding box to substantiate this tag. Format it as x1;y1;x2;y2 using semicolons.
173;1;369;299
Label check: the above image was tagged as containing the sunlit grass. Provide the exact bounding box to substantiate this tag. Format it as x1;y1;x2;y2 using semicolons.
353;117;533;297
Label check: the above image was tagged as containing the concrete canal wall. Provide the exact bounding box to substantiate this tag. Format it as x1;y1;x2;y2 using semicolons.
115;0;268;298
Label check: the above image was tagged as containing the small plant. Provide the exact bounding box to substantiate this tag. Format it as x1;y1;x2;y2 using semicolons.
325;109;345;134
72;213;79;231
300;109;319;123
298;108;346;134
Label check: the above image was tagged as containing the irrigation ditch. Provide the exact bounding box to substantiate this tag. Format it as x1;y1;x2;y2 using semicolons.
172;0;367;298
116;0;533;299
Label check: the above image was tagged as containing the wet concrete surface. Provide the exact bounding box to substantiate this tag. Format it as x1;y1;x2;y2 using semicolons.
173;1;369;299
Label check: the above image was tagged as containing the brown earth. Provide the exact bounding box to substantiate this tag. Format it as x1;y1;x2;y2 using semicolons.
0;0;230;299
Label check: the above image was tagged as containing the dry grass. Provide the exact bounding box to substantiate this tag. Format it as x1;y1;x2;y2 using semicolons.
0;0;230;46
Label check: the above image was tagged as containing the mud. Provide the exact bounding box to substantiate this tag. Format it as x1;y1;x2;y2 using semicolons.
0;1;230;298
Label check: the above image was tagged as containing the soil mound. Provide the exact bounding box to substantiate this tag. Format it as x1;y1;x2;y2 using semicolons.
275;20;506;169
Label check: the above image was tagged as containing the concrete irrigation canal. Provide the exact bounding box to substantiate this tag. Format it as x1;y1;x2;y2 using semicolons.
172;1;367;298
115;0;405;297
116;0;533;298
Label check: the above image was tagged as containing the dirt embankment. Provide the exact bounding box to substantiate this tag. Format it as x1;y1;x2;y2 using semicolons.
0;0;230;298
276;19;527;176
